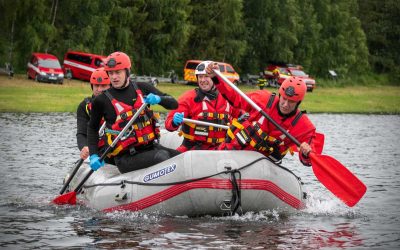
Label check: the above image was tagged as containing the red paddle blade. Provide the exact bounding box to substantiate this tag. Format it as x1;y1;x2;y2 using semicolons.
52;191;77;205
310;153;367;207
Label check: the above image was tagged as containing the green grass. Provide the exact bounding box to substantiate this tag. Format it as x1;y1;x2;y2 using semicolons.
0;75;90;112
316;73;397;87
1;74;399;114
302;86;400;114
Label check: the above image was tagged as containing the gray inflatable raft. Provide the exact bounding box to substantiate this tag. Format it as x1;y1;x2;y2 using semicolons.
66;131;306;216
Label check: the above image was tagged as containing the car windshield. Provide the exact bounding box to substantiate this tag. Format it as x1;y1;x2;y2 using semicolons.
289;69;307;77
186;62;200;69
39;59;61;69
226;65;235;73
278;67;289;75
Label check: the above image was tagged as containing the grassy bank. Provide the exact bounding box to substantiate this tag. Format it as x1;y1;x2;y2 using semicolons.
0;74;399;114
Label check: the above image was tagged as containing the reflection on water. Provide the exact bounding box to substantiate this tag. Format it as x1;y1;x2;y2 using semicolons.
0;113;399;249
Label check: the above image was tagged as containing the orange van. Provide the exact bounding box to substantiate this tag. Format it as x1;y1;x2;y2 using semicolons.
183;60;240;85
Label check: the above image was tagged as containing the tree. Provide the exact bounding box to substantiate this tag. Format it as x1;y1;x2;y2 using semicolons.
242;0;303;74
358;0;400;82
185;0;246;68
0;0;19;65
293;0;322;72
132;0;191;75
241;0;272;74
312;0;369;77
9;0;58;69
0;0;386;81
56;0;113;56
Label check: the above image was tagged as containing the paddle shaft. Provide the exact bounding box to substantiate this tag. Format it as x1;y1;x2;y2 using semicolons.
74;103;148;193
213;70;301;147
59;122;107;195
183;118;229;130
59;159;83;194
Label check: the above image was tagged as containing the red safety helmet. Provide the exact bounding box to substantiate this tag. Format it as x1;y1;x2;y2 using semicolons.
90;68;110;85
104;51;131;71
279;76;307;102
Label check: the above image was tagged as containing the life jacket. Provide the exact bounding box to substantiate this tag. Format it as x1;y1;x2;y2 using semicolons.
84;97;92;116
181;92;232;146
103;83;160;157
272;68;280;78
226;93;303;161
257;78;267;87
84;97;106;149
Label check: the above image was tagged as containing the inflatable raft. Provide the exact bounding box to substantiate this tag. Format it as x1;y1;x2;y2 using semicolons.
65;131;306;216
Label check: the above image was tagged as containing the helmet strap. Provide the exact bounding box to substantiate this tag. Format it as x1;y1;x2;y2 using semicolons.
117;69;130;89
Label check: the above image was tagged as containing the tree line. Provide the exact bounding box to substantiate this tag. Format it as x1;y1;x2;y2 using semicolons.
0;0;398;82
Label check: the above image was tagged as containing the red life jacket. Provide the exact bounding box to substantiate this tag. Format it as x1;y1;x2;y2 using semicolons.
226;92;309;162
180;90;233;146
103;86;160;157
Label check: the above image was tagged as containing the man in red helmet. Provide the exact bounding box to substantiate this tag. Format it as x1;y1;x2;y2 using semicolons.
164;61;241;152
76;68;111;160
206;62;316;166
87;51;180;173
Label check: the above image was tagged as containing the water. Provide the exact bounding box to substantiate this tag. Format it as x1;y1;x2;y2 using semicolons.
0;113;399;249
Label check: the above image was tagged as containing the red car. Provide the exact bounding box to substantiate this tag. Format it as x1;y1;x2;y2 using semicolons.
27;53;64;84
62;51;106;81
264;64;316;92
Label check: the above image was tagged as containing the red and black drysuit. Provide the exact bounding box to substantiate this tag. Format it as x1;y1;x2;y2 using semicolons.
165;87;240;152
76;96;113;163
212;75;316;166
76;96;93;152
88;81;180;173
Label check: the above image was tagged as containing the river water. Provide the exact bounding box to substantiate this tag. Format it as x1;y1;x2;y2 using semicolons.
0;113;399;249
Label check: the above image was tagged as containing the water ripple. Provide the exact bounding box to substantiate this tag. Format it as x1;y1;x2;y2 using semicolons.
0;113;399;249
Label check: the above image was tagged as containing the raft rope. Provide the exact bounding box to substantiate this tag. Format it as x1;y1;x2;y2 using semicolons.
83;157;267;189
82;157;302;214
229;169;242;215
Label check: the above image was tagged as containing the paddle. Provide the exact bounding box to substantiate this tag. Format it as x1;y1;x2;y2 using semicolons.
53;103;148;205
59;123;107;195
213;69;367;207
182;118;229;130
59;159;84;195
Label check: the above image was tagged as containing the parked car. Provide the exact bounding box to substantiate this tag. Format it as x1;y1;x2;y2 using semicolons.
130;74;159;87
62;51;106;81
27;53;64;84
263;63;316;91
240;73;260;85
183;60;240;85
155;70;179;83
0;63;13;78
286;67;316;92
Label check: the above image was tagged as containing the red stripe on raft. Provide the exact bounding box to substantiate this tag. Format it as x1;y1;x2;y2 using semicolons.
103;178;304;212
